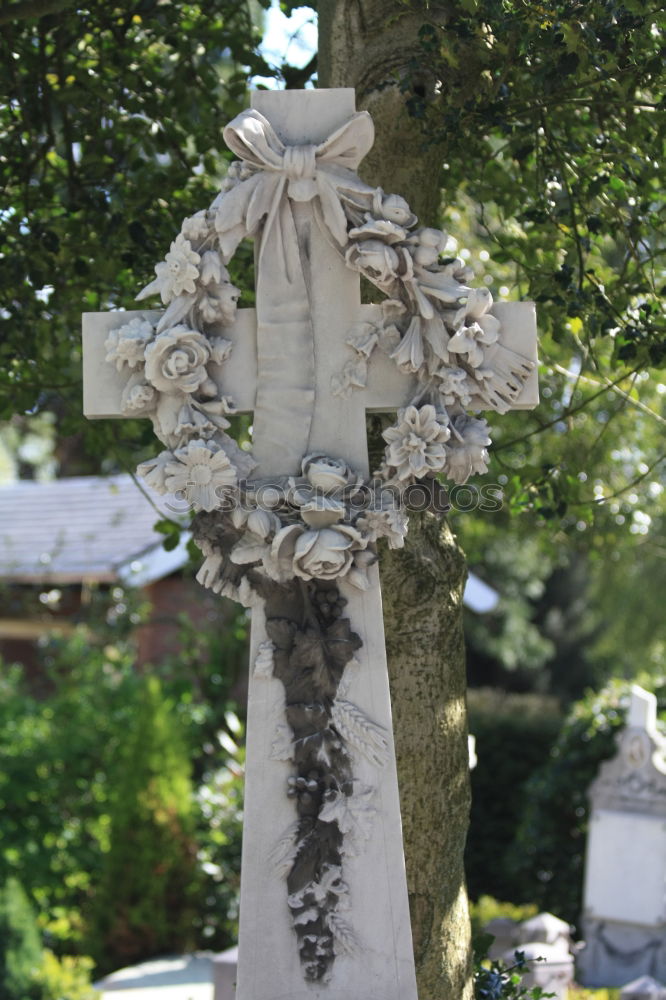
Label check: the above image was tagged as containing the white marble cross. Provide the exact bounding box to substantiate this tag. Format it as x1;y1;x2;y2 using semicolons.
83;88;537;1000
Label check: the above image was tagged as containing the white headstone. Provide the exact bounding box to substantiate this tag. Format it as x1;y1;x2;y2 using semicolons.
82;87;538;1000
578;685;666;988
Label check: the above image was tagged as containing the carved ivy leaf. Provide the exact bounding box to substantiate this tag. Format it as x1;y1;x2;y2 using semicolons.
318;784;377;848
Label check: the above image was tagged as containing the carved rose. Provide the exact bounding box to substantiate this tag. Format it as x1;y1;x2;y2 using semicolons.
164;439;237;511
154;233;201;303
383;404;451;482
144;326;211;394
302;454;351;493
345;240;401;285
444;414;491;484
271;522;365;582
105;317;154;371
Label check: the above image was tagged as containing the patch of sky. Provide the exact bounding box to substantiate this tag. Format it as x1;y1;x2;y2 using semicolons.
252;1;317;90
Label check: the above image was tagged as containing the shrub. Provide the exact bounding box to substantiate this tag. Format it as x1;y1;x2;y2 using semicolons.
0;878;41;1000
85;675;201;974
466;690;564;902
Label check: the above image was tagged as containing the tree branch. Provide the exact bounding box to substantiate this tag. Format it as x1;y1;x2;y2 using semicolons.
0;0;76;25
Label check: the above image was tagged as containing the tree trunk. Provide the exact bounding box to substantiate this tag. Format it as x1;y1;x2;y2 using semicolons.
319;5;473;999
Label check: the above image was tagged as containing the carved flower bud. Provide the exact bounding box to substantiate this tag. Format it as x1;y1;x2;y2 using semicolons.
380;193;416;227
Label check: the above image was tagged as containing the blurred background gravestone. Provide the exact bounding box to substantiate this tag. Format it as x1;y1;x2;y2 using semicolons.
578;685;666;987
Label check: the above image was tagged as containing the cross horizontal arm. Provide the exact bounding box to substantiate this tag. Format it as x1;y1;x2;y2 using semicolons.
359;299;539;411
82;309;258;419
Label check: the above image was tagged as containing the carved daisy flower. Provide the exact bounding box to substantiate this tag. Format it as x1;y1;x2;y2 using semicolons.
164;439;237;511
444;414;492;484
104;317;155;371
153;233;201;303
383;404;451;481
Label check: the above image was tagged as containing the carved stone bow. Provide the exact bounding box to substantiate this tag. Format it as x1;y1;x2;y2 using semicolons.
214;110;375;473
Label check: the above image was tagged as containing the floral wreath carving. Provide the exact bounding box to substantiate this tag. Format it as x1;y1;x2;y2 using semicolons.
104;106;534;983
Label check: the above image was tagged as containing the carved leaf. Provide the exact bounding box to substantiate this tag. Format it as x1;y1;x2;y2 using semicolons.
269;821;301;878
270;724;294;760
253;640;275;678
155;292;197;334
230;532;269;566
331;700;390;769
327;911;360;957
318;784;377;849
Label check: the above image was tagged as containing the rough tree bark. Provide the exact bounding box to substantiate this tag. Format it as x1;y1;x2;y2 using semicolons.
319;4;474;999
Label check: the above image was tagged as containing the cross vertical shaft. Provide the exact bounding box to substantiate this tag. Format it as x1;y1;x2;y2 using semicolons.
236;88;418;1000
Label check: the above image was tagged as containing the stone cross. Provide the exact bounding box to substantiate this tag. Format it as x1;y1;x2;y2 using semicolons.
83;88;538;1000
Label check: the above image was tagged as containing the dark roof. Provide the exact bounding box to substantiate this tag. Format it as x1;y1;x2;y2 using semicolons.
0;475;188;585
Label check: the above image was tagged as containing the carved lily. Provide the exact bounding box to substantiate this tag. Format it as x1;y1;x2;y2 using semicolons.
447;320;499;369
444;414;492;484
389;315;425;374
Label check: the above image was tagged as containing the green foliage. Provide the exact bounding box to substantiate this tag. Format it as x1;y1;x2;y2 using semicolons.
466;690;563;902
195;710;245;946
469;895;538;943
33;951;95;1000
0;0;269;469
0;878;42;1000
85;674;201;973
419;1;665;516
507;676;666;925
0;614;247;975
474;951;555;1000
